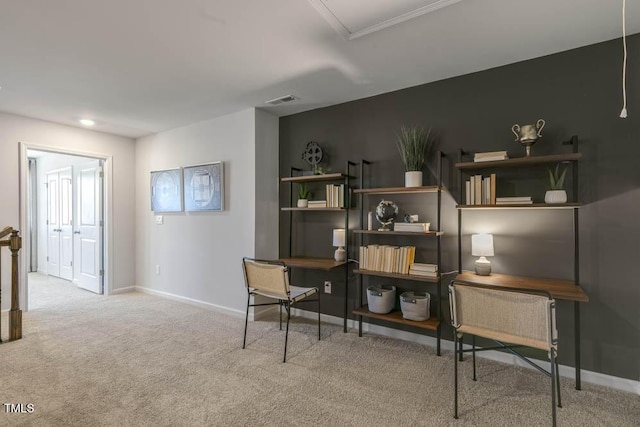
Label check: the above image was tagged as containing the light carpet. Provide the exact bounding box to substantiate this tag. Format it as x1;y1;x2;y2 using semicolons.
0;273;637;426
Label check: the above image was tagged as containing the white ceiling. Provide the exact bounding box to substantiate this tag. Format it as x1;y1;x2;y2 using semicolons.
0;0;637;138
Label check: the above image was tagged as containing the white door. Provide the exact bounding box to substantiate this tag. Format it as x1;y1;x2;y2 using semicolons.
59;169;74;280
47;172;61;277
73;160;103;294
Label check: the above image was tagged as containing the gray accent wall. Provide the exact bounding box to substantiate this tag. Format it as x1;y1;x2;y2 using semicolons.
279;35;640;381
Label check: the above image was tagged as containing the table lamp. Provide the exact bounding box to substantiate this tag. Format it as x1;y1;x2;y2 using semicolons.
333;229;346;262
472;233;494;276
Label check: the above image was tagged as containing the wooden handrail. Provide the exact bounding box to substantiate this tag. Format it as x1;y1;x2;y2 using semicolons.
0;227;22;343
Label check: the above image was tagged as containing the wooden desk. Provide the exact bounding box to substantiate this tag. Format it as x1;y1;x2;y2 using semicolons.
453;271;589;388
278;257;346;271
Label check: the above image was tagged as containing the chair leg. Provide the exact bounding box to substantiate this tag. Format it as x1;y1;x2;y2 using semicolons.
279;301;283;330
242;293;250;349
317;295;321;340
472;335;477;381
454;331;459;419
459;335;464;361
556;355;562;408
550;349;557;427
283;302;291;363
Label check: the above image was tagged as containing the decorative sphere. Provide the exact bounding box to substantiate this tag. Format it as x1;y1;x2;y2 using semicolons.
375;200;399;231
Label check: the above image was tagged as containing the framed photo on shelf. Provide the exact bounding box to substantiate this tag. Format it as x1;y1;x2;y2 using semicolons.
183;161;224;211
150;168;183;212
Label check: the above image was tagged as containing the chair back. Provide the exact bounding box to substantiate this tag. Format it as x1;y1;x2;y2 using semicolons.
242;258;290;299
449;282;557;351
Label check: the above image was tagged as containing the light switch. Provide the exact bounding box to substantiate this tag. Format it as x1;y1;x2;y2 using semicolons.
155;215;163;225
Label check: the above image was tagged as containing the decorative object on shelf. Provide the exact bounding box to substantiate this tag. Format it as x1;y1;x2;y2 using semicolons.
183;161;224;211
297;183;310;207
367;211;373;231
301;141;328;175
400;291;430;321
375;199;399;231
545;163;568;204
472;234;494;276
367;285;396;314
396;125;433;187
512;119;545;157
333;229;346;262
150;168;183;212
403;214;419;223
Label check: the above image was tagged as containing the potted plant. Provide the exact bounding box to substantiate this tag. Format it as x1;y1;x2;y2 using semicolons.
545;163;568;203
396;125;433;187
297;183;311;207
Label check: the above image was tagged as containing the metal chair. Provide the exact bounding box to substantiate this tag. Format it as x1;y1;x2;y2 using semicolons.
449;280;561;426
241;257;320;362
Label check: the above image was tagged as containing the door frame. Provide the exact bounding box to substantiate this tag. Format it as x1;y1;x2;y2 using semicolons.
19;142;114;310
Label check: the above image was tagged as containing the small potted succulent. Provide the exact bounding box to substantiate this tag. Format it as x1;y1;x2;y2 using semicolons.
545;163;568;204
297;183;311;207
396;125;433;187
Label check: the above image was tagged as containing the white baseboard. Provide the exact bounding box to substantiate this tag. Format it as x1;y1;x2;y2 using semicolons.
111;286;136;295
134;286;247;320
291;308;640;396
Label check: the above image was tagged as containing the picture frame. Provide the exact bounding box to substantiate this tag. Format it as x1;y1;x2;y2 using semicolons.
150;168;183;212
183;161;224;211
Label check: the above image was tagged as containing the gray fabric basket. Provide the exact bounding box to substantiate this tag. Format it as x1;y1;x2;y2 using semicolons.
400;291;430;321
367;285;396;314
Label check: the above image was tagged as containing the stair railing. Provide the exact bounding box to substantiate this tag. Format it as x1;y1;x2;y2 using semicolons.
0;226;22;342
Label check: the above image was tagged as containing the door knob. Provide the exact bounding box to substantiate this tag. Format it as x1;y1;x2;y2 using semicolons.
73;231;81;234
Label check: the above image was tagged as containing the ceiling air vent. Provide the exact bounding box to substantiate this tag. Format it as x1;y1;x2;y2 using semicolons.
265;95;298;106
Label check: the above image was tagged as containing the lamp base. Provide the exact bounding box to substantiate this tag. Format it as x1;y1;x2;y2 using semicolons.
334;247;346;262
474;258;492;276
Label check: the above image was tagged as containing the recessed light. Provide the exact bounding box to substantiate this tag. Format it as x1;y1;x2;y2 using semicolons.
79;119;95;126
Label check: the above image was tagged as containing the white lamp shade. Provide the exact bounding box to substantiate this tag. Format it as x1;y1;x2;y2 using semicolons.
333;229;346;247
471;234;494;257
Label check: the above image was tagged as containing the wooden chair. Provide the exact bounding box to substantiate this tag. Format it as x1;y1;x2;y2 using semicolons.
242;257;320;362
449;280;561;426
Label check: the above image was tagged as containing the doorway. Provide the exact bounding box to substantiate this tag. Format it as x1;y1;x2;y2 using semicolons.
25;148;106;309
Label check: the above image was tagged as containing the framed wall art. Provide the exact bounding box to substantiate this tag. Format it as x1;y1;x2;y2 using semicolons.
150;168;183;212
183;161;224;211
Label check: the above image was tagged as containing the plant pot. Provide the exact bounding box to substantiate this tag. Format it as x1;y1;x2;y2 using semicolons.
297;199;308;208
544;190;567;204
405;171;423;188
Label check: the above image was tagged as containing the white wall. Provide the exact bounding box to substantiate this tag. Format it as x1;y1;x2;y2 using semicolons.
0;112;136;310
135;108;269;315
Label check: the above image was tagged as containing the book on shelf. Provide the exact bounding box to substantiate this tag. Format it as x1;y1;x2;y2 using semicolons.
474;155;508;162
465;173;496;205
410;262;438;272
496;200;533;205
408;268;438;278
359;244;415;274
393;222;430;232
474;150;508;158
496;196;532;202
325;184;347;208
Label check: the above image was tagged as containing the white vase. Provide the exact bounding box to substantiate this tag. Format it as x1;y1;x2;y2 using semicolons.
297;199;308;208
544;190;567;204
405;171;423;188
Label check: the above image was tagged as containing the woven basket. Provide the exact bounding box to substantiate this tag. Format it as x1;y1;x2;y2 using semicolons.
400;291;430;321
367;285;396;314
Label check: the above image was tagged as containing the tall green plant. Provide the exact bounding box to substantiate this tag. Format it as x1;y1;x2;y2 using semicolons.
396;126;432;172
548;163;567;190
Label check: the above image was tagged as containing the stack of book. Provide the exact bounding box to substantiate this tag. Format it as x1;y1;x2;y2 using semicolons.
325;184;346;208
307;200;327;208
393;222;430;233
495;196;533;205
359;245;416;275
408;262;438;278
474;150;508;162
465;174;496;205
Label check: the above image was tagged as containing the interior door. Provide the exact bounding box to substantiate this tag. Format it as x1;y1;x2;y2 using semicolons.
73;160;103;294
59;168;74;280
47;171;61;277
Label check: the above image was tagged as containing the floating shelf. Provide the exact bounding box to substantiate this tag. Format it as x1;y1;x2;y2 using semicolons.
455;153;582;170
353;306;439;331
354;230;444;236
354;185;442;195
280;173;354;183
354;269;439;283
456;203;580;210
279;257;347;270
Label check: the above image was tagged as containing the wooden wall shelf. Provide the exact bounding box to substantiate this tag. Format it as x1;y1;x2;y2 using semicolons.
354;185;442;195
456;203;580;210
354;230;444;236
279;257;347;271
281;207;346;211
280;173;353;183
455;152;582;170
354;269;439;283
353;306;439;331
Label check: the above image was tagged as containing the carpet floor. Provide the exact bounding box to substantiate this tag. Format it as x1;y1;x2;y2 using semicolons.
0;273;637;426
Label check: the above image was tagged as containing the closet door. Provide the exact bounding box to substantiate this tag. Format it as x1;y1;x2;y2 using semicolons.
59;168;73;281
46;172;61;277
